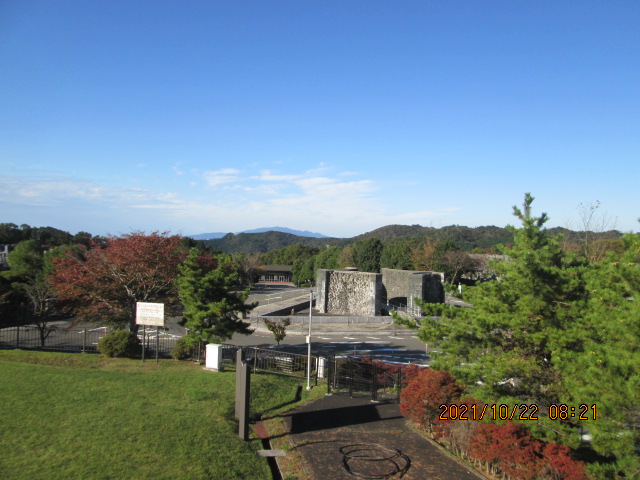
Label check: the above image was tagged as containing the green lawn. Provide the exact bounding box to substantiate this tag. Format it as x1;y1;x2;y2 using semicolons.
0;350;320;480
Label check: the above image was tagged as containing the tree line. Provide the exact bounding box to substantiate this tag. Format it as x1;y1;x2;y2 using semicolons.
258;236;492;287
0;230;255;356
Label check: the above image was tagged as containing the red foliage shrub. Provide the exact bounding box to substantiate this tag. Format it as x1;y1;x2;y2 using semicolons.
399;368;464;431
401;363;428;385
470;422;543;480
435;396;485;452
541;443;588;480
396;366;588;480
470;423;588;480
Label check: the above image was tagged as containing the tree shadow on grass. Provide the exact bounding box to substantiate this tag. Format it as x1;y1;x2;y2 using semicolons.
257;385;303;419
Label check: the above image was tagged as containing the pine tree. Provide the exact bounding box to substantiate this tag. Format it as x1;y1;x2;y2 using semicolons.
426;195;585;397
393;194;640;476
177;249;255;346
400;194;588;444
559;233;640;475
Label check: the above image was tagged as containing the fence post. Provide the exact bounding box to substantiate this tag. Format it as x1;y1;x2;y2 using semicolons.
15;325;19;349
348;357;353;398
235;349;251;441
82;328;87;353
327;355;333;395
371;362;378;402
253;346;258;374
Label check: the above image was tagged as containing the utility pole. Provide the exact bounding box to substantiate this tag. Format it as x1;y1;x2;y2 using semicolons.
306;289;313;390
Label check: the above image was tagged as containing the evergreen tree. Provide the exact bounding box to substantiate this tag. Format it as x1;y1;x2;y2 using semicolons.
6;240;44;279
177;249;255;346
559;234;640;475
314;246;342;270
380;240;413;270
394;194;640;477
398;194;588;437
352;237;383;273
293;256;316;286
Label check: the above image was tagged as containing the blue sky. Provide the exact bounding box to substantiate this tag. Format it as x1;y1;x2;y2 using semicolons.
1;1;638;238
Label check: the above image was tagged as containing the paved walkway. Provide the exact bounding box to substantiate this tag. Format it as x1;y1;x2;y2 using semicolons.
276;393;486;480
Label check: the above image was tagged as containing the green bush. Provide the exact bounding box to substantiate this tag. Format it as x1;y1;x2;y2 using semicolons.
170;337;196;360
98;330;140;358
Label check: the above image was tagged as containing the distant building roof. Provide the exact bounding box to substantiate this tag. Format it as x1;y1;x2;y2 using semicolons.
258;265;293;273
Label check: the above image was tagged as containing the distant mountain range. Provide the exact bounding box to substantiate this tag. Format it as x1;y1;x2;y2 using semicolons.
196;224;624;254
188;226;328;241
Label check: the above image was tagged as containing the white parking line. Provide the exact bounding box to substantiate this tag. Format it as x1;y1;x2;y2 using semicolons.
366;337;381;340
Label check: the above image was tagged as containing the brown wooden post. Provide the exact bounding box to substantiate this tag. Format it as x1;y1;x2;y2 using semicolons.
235;349;251;441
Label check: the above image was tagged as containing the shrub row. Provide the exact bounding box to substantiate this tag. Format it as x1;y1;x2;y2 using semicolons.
400;368;587;480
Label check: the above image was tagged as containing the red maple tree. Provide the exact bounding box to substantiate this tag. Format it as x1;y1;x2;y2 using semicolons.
48;232;186;330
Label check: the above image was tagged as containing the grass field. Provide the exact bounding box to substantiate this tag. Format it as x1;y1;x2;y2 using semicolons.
0;350;322;480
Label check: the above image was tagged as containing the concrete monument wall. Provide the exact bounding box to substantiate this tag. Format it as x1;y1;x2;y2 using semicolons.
316;268;444;317
381;268;445;310
316;269;382;316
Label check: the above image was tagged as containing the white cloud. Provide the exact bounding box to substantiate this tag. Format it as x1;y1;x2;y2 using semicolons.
0;164;462;238
252;170;302;182
0;175;110;206
203;168;242;187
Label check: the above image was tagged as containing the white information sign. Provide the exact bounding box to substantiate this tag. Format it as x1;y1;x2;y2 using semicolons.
136;302;165;327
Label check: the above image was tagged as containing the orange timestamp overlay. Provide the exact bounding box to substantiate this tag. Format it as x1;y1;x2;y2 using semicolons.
439;404;598;421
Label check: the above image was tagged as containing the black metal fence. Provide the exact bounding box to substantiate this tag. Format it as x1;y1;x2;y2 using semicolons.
0;325;180;357
0;328;320;383
327;356;405;402
219;344;320;384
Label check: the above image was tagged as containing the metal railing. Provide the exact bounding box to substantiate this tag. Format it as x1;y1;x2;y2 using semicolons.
0;325;179;357
220;344;319;384
388;301;422;317
327;356;406;403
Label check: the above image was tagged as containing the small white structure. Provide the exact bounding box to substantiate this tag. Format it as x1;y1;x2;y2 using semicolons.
205;344;223;371
318;357;326;378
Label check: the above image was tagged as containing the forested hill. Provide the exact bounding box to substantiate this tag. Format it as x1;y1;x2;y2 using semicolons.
351;224;515;251
199;231;349;254
202;224;517;254
200;224;626;254
1;222;623;256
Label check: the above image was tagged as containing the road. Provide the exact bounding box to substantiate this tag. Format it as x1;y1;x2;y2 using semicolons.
230;329;431;366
